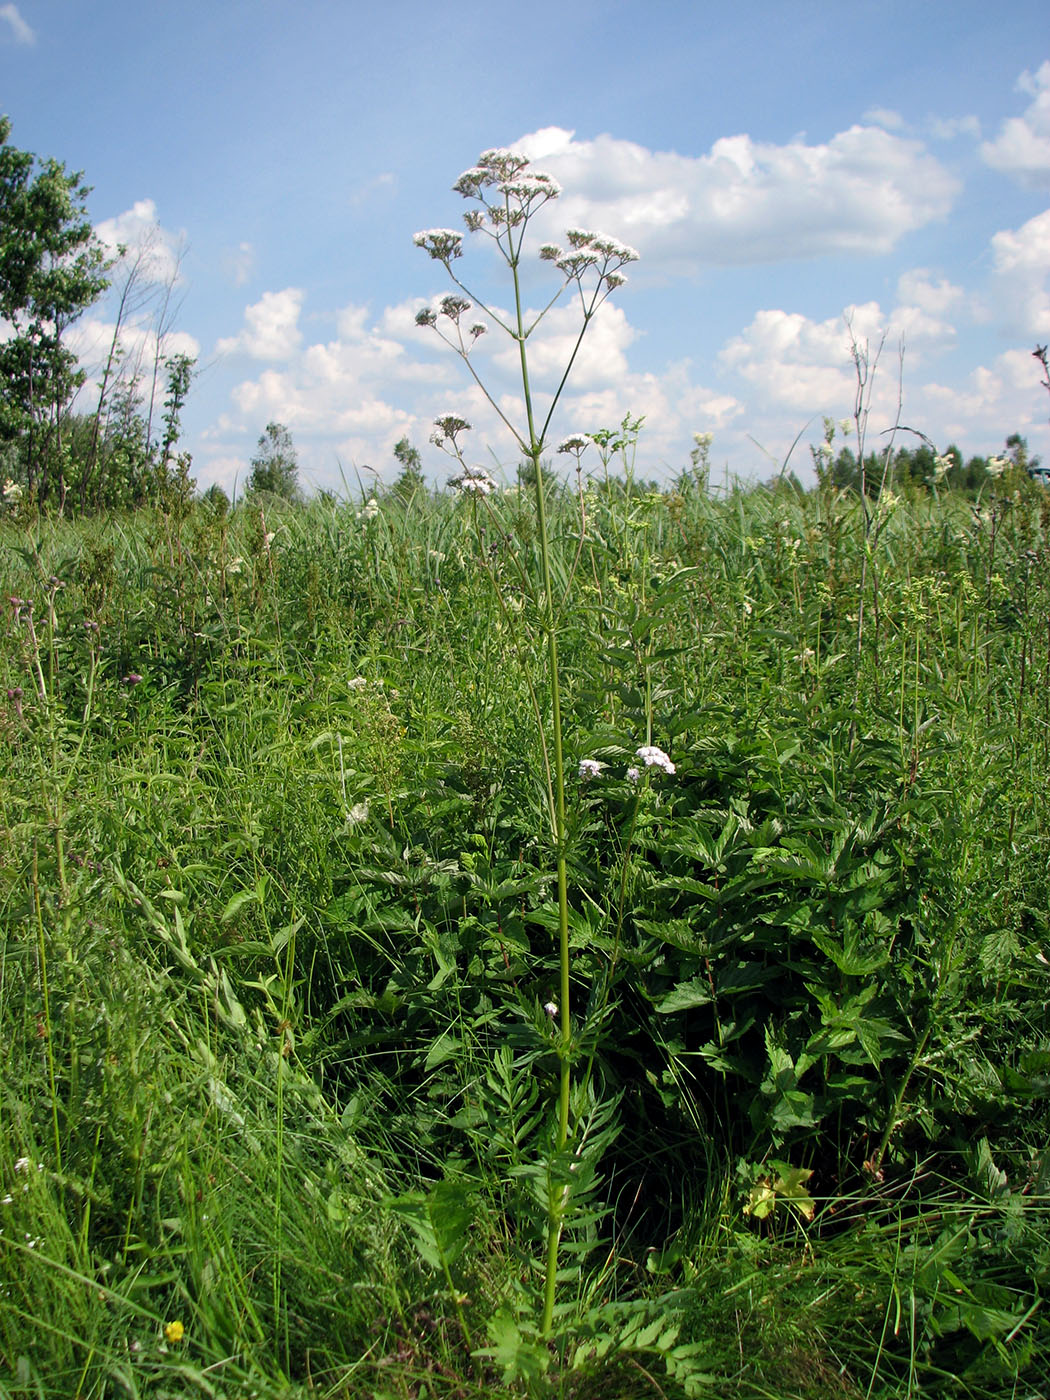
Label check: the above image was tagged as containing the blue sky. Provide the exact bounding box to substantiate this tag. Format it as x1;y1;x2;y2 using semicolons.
2;0;1048;493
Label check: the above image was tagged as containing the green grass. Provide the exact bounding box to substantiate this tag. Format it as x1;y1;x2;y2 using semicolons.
1;469;1049;1397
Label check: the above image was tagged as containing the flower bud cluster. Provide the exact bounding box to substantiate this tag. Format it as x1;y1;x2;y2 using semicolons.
448;149;562;242
412;228;464;263
557;434;591;456
430;413;472;448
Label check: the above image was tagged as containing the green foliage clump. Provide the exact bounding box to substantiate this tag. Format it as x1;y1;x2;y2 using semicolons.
2;470;1049;1396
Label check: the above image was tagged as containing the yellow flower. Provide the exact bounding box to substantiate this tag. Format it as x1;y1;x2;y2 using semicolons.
164;1320;184;1343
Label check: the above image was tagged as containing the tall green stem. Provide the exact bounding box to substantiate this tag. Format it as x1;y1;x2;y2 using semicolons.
508;251;573;1337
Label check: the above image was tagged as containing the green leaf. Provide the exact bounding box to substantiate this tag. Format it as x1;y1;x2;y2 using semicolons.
654;979;712;1014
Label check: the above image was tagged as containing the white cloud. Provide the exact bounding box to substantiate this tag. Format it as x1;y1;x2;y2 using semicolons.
194;454;251;495
216;288;304;360
65;315;200;418
95;201;185;285
919;346;1048;448
212;290;742;489
720;305;886;412
715;289;1049;470
489;301;636;393
0;4;33;43
222;242;255;287
350;172;396;207
891;269;965;348
929;114;981;142
980;62;1050;189
509;123;958;269
989;208;1050;337
864;107;905;130
68;316;200;375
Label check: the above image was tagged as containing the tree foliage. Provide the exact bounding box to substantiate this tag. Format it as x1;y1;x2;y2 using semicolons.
0;115;111;507
248;421;302;503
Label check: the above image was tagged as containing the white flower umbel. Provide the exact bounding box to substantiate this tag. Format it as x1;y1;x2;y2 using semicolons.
413;228;464;262
578;758;603;779
635;744;675;775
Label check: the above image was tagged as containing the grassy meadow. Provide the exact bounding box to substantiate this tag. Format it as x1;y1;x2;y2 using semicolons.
2;463;1050;1399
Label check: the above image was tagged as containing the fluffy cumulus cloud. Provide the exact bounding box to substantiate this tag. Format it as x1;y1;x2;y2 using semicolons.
988;209;1050;338
0;3;33;43
95;201;185;286
510;124;959;270
980;62;1050;189
216;288;305;360
920;346;1047;448
716;277;1045;465
200;285;742;491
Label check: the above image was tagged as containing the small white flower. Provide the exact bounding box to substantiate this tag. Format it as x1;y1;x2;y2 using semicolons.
987;455;1009;478
626;766;641;783
348;676;367;690
13;1159;30;1173
358;498;380;520
1;1196;12;1206
635;745;675;775
543;1001;559;1019
2;479;23;502
345;801;369;826
578;758;603;780
224;556;244;575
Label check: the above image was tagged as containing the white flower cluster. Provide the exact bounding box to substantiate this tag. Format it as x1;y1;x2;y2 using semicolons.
636;744;675;774
448;467;497;496
2;478;23;503
932;453;954;482
540;228;640;288
432;413;472;443
987;455;1009;479
413;228;464;262
578;758;604;779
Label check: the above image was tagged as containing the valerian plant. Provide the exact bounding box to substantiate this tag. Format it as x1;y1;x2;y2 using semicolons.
410;148;645;1366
